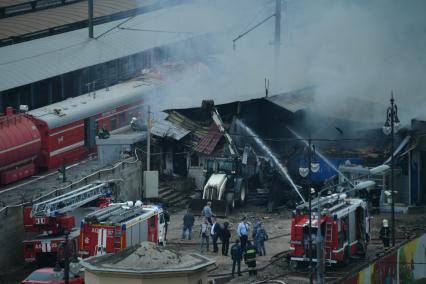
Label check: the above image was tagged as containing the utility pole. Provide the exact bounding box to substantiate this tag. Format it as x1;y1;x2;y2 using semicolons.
390;95;396;247
308;139;313;284
88;0;94;38
147;105;151;171
274;0;281;63
316;193;324;284
64;231;70;284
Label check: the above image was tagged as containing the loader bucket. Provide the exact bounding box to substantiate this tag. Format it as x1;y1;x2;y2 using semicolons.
188;198;229;218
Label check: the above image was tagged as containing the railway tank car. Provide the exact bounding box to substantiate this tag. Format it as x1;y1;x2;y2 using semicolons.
0;75;159;185
0;107;41;184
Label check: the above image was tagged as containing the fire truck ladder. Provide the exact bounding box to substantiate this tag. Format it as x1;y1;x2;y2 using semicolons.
85;203;144;224
31;182;110;217
324;222;334;266
325;222;333;243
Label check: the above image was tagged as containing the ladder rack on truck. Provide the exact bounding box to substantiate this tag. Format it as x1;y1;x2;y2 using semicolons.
31;182;110;217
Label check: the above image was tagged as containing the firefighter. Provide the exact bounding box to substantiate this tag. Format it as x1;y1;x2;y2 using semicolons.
379;219;391;248
98;124;110;139
244;240;257;276
163;208;170;241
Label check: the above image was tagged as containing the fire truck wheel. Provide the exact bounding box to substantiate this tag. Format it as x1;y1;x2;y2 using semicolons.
290;260;300;271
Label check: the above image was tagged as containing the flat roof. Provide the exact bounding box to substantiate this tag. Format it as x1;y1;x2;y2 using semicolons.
29;76;159;129
0;2;230;92
0;0;160;40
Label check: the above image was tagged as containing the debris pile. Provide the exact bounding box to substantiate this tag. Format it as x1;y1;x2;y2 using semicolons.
95;242;203;270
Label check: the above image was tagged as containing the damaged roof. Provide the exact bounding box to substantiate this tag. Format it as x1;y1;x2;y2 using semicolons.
193;124;223;155
151;119;190;140
266;87;315;113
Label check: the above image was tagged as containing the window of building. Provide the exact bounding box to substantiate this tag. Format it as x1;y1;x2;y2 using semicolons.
119;112;126;127
191;154;199;167
110;116;117;130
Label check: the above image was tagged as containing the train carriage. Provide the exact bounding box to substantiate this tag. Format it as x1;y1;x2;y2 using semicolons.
28;76;159;170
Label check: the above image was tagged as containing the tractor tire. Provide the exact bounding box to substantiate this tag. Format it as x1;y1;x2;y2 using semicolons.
226;192;235;214
237;182;247;207
193;191;202;200
290;260;300;271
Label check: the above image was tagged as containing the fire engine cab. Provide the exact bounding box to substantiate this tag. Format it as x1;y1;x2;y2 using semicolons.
290;193;370;266
79;202;165;257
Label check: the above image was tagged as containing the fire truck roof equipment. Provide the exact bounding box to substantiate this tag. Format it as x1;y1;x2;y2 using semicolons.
31;182;110;217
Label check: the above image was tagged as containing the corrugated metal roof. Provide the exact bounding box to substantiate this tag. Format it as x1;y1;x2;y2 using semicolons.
0;0;158;39
29;77;160;129
266;87;315;113
166;111;208;139
193;124;223;155
151;119;190;140
0;2;230;92
0;0;30;8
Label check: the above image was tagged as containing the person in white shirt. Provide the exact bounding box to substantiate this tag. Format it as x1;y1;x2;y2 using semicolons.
237;216;249;251
200;218;211;252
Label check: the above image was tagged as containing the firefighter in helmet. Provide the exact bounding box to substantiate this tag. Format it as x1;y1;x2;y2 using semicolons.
244;240;257;276
379;219;391;249
98;124;110;139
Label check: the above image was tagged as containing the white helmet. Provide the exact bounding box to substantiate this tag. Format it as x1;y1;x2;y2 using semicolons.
383;219;389;227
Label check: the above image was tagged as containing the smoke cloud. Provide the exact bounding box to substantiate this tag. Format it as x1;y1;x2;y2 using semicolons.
145;0;426;126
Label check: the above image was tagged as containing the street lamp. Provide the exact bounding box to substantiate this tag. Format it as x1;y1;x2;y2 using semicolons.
383;91;400;247
63;231;70;284
299;139;319;284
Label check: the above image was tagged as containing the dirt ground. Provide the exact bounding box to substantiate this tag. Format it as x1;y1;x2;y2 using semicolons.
165;205;293;283
165;205;426;284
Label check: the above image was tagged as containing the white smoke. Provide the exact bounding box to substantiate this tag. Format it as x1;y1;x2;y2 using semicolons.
145;0;426;125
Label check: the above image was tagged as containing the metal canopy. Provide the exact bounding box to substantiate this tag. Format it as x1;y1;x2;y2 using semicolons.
0;3;229;92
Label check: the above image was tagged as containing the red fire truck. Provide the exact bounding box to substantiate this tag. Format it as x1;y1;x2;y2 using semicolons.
22;182;111;265
289;193;370;267
79;202;166;257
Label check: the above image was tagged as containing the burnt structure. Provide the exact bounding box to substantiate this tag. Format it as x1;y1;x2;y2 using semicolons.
149;89;426;209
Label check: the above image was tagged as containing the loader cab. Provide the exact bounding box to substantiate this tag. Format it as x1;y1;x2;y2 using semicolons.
204;158;239;175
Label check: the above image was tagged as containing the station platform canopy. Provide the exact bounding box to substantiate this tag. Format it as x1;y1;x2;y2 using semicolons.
0;2;230;93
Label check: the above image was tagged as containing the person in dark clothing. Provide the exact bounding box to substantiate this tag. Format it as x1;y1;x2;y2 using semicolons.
163;208;170;241
220;221;231;256
182;209;195;240
211;217;221;253
254;222;268;256
379;219;391;248
244;241;257;276
230;239;242;277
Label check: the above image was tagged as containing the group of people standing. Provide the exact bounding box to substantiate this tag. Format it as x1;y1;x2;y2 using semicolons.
180;202;269;278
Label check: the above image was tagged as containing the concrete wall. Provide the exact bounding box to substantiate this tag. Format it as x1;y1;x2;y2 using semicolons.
0;206;25;268
344;233;426;283
0;160;142;271
85;270;207;284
